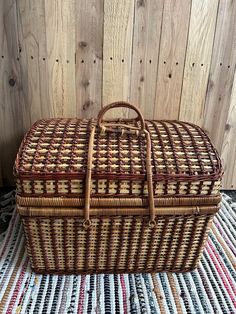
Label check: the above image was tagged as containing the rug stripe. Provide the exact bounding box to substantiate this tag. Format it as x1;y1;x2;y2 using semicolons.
77;275;86;313
120;274;128;314
211;225;236;269
174;273;196;313
167;274;183;314
6;259;29;313
207;239;236;294
151;274;166;314
159;273;176;313
142;274;159;314
204;247;235;311
197;264;222;313
18;271;36;313
205;244;236;308
0;223;22;286
128;274;138;313
201;254;233;312
0;236;25;300
0;248;26;313
190;270;214;313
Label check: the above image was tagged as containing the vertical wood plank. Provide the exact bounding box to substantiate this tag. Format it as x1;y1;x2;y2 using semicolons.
154;0;191;120
179;0;219;125
129;0;164;119
17;0;50;129
221;69;236;189
75;0;103;118
103;0;135;118
203;0;236;151
0;0;23;185
44;0;76;117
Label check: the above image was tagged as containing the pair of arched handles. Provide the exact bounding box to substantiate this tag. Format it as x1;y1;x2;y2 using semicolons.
83;102;156;229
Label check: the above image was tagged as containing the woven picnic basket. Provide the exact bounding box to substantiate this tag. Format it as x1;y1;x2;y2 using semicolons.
15;102;222;274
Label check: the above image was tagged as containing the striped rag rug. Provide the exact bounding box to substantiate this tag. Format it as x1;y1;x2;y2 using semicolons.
0;193;236;314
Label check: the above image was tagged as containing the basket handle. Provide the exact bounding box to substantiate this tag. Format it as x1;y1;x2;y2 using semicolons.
83;102;156;229
97;101;145;134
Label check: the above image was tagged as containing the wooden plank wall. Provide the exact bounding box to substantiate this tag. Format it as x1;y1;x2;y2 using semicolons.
0;0;236;188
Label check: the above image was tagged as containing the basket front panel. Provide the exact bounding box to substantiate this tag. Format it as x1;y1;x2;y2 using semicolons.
22;214;213;274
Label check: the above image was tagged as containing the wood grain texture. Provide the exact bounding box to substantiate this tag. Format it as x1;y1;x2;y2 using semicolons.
129;0;164;119
203;0;236;151
154;0;191;120
75;0;103;118
179;0;219;125
221;69;236;189
0;0;23;186
17;0;51;129
103;0;135;119
44;0;76;117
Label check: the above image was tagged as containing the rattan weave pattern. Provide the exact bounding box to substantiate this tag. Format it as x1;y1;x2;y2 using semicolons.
22;213;213;274
15;102;222;274
15;118;222;198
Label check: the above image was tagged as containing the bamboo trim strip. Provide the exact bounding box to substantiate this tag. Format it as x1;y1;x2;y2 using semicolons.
16;195;221;207
17;205;219;217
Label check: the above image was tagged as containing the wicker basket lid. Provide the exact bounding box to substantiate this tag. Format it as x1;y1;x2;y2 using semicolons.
15;103;222;200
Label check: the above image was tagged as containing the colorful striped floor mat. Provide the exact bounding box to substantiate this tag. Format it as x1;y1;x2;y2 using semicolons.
0;193;235;313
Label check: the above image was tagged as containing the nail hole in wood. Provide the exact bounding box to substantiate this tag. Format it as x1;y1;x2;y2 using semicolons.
110;57;112;60
56;59;59;62
140;59;142;64
17;57;19;61
9;78;16;87
83;100;94;111
220;63;222;66
149;60;151;64
168;73;172;78
201;63;203;66
81;60;84;63
225;123;230;130
82;79;89;87
1;55;4;58
93;60;96;64
228;65;230;68
79;41;87;48
19;48;22;53
137;0;145;7
31;56;33;59
67;60;69;63
176;62;178;65
122;59;124;63
43;57;46;61
192;62;195;67
164;61;166;64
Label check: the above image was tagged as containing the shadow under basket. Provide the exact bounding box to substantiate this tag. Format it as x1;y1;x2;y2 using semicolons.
14;102;222;274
